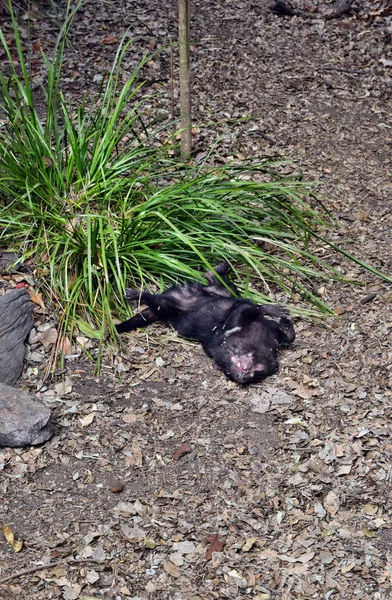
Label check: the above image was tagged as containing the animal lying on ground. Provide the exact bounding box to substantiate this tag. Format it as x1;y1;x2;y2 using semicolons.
116;263;295;384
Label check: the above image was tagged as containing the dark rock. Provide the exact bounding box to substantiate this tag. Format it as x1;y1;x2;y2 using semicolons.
0;382;54;447
360;293;378;305
0;288;34;385
110;481;124;493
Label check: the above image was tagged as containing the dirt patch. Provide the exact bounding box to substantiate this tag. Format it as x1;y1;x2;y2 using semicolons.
1;1;392;598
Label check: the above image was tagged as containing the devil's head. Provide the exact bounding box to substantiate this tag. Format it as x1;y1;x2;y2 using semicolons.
211;317;280;384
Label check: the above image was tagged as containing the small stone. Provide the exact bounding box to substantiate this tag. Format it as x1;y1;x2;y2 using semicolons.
0;383;54;447
110;481;124;493
314;502;327;518
172;541;196;554
227;569;247;588
251;395;270;414
320;550;335;564
360;293;377;305
169;552;184;566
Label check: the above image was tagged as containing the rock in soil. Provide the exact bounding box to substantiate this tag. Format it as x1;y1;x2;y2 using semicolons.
0;382;54;447
0;288;34;385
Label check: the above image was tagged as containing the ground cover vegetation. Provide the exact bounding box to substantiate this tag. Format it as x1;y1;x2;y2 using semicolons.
0;1;389;346
1;1;392;598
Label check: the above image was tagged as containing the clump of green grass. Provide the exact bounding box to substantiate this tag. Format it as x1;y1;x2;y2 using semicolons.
0;0;390;354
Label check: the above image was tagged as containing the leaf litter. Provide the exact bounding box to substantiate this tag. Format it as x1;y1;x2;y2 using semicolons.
1;0;392;598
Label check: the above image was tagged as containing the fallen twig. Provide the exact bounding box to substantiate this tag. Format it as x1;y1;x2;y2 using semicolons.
317;66;370;75
0;558;108;585
283;446;320;452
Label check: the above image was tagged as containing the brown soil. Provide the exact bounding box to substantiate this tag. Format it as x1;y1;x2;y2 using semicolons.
1;1;392;599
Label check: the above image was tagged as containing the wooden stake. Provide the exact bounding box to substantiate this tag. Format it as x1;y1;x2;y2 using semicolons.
178;0;191;158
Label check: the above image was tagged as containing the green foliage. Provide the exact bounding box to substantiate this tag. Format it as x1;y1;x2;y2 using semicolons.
0;1;389;347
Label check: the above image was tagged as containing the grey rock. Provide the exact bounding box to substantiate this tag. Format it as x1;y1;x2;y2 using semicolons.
0;288;34;384
0;248;18;270
0;382;54;447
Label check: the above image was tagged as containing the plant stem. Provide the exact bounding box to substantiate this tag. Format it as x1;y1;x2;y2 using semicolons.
178;0;191;158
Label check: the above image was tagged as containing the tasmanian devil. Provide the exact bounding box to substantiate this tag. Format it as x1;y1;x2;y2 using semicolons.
115;263;295;384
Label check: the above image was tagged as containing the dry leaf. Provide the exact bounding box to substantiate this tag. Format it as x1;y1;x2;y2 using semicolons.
324;490;340;515
163;560;181;578
51;577;72;586
205;533;225;560
121;524;144;542
172;541;196;554
55;379;73;397
341;561;356;574
13;539;23;552
29;291;45;309
3;524;14;545
361;528;377;538
122;413;139;424
79;413;96;427
285;417;308;427
353;210;369;222
258;549;278;560
132;440;143;467
279;551;315;563
362;504;378;516
336;464;352;476
85;470;95;485
270;388;292;405
101;34;118;44
251;395;270;413
320;551;335;564
58;336;71;354
46;566;67;578
172;442;193;460
292;386;314;400
39;328;58;349
85;570;100;584
122;442;143;468
241;537;258;552
3;525;23;552
63;583;82;600
226;569;247;588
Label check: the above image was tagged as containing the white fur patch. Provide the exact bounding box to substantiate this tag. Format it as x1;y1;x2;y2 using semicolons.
223;326;242;338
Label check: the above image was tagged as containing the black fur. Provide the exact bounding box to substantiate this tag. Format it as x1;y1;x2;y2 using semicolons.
116;263;295;384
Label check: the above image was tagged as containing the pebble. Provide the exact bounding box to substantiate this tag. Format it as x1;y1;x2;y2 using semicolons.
110;481;124;493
